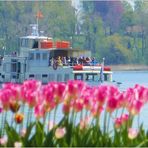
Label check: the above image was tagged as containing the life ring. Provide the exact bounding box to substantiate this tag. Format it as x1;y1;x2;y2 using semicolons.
53;61;58;70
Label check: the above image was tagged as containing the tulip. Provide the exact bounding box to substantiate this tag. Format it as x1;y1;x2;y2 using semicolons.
14;113;24;124
9;101;20;113
128;128;138;139
93;86;107;106
73;99;84;112
128;100;143;115
0;89;12;110
14;142;22;148
106;97;118;113
55;127;66;139
121;114;129;124
48;121;56;131
2;83;21;101
62;103;71;115
0;136;8;146
91;103;103;117
0;107;3;113
34;104;46;118
79;116;91;130
20;128;26;137
114;118;122;129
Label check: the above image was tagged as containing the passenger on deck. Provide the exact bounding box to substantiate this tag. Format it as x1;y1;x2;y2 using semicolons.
57;56;63;66
85;57;91;66
91;57;97;66
62;56;67;66
50;58;54;66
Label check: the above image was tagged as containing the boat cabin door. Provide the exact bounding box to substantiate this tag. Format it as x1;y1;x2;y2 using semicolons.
11;59;21;83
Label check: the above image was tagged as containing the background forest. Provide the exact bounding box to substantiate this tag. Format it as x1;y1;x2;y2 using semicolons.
0;0;148;65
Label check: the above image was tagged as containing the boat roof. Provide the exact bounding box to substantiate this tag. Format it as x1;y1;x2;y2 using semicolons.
20;35;52;40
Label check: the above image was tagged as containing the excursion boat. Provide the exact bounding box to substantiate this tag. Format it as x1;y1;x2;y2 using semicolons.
0;24;112;84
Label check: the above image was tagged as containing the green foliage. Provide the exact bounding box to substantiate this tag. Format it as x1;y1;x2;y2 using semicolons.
2;116;148;147
0;1;148;64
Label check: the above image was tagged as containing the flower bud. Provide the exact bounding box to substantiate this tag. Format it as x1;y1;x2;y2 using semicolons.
10;101;20;113
14;113;24;124
55;127;66;139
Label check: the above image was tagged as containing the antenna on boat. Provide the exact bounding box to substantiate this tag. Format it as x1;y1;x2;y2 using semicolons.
35;10;43;36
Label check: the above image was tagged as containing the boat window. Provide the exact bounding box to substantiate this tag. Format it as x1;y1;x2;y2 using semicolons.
11;63;17;72
12;75;17;79
42;53;47;60
29;74;34;78
42;74;48;78
104;74;107;81
32;40;38;48
36;53;40;60
21;39;29;47
29;53;34;60
74;74;83;80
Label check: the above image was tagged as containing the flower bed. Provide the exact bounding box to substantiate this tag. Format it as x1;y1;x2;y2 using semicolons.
0;80;148;147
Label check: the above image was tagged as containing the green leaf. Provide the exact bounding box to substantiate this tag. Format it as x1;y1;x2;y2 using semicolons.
5;122;21;147
21;122;35;146
29;121;45;146
43;129;55;147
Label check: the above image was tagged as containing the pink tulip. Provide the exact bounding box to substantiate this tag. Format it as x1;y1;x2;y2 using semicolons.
91;104;104;117
21;80;41;105
42;84;55;111
0;89;12;110
73;98;84;112
128;128;138;139
0;136;8;145
114;117;122;129
0;107;3;113
121;114;129;124
93;86;107;106
48;121;56;131
34;103;46;118
106;97;118;113
51;82;66;104
55;127;66;139
107;85;119;97
2;83;21;101
20;128;26;137
62;103;71;114
66;80;86;99
128;100;143;115
79;116;91;130
134;84;148;103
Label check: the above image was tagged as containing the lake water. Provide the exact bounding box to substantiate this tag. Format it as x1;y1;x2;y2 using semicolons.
113;71;148;89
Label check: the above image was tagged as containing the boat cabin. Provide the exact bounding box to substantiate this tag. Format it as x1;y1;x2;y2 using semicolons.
0;24;112;84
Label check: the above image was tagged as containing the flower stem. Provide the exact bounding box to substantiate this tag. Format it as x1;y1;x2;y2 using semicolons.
103;110;107;134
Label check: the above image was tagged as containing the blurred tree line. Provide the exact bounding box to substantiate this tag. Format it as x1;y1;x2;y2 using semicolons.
0;0;148;65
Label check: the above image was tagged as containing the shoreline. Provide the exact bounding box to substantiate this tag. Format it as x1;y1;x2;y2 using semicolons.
109;64;148;71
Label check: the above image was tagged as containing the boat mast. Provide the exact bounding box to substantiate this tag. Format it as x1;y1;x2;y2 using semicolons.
36;10;43;36
36;16;39;36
